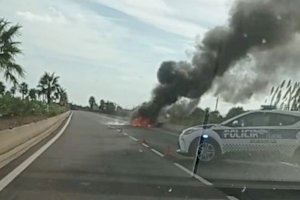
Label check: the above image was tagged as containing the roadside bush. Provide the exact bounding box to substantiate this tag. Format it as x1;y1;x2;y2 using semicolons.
47;103;68;117
0;94;68;118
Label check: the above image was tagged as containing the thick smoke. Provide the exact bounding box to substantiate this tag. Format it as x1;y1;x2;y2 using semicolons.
164;98;200;119
213;35;300;103
136;0;300;122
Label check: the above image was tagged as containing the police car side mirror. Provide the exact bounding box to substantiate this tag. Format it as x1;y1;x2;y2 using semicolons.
232;120;239;127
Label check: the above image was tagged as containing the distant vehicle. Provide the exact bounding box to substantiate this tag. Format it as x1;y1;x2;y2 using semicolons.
177;110;300;163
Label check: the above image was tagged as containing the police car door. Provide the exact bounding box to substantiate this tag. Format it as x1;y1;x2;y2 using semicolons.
214;112;271;153
266;113;300;156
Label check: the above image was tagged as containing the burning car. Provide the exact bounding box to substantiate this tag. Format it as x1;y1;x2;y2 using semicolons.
131;117;151;128
177;110;300;163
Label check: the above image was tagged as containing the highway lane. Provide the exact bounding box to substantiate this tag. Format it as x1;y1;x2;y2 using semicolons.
0;111;228;200
120;125;300;182
105;116;300;199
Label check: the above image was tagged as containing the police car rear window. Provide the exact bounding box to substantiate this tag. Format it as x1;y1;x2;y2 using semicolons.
225;112;300;127
267;113;300;126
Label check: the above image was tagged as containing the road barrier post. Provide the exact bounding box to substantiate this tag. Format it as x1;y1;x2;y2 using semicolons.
192;108;210;175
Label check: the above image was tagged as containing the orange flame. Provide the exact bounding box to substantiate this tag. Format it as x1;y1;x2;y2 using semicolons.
131;117;151;128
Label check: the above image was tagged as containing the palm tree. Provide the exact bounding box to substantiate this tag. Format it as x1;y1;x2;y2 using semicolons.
19;82;28;99
28;88;37;101
37;72;60;104
0;18;24;84
267;80;300;110
89;96;96;109
0;81;5;95
54;86;68;106
37;74;47;102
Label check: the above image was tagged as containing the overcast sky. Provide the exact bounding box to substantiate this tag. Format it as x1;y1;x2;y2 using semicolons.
1;0;266;114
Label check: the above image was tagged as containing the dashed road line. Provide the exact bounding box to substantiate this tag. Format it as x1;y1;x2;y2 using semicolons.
193;173;213;186
0;112;73;192
280;161;299;168
113;127;238;199
173;162;212;186
123;130;213;186
173;162;193;176
142;143;150;148
128;135;138;142
150;148;164;157
227;195;240;200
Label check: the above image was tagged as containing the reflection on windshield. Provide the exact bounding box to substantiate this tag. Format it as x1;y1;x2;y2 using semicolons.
1;0;300;200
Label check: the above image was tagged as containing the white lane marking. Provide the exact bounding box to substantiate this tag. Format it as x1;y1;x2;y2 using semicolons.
227;196;240;200
0;113;73;192
280;161;300;168
142;143;150;148
193;174;213;186
173;162;212;186
150;148;164;157
128;136;138;142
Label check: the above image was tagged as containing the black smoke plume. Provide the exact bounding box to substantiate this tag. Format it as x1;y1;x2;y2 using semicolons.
135;0;300;122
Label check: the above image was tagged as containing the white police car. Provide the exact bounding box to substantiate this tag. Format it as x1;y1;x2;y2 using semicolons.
177;110;300;163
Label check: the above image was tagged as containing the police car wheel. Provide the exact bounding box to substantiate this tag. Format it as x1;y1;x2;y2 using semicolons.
189;138;220;163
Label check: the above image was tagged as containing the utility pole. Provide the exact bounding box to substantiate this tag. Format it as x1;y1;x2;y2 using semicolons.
215;96;219;111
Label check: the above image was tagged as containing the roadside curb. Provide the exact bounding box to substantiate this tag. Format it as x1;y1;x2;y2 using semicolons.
0;111;71;170
0;112;73;192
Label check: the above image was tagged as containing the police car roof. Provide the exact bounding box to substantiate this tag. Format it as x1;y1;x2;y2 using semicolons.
252;109;300;117
221;109;300;125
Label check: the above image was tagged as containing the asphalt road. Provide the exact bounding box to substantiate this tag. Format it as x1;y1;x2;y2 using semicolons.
106;116;300;200
0;111;230;200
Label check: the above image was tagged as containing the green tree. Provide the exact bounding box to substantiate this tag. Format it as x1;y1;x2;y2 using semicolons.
0;81;5;95
0;18;24;84
10;85;16;97
225;107;245;119
28;88;37;101
99;99;105;112
38;72;60;104
19;82;28;99
106;101;116;114
55;87;68;106
209;110;224;124
89;96;96;109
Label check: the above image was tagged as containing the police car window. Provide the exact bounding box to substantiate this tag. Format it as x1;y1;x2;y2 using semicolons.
267;113;300;126
226;113;269;127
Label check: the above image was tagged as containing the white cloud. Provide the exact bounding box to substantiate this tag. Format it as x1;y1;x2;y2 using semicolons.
1;0;160;106
152;45;176;55
0;0;242;109
16;9;67;23
98;0;211;39
16;4;136;66
98;0;234;39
